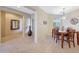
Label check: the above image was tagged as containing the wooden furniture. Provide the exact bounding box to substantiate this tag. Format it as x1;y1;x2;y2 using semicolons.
77;32;79;45
52;28;76;48
59;31;67;48
65;29;75;48
52;29;55;38
52;28;60;43
59;29;75;48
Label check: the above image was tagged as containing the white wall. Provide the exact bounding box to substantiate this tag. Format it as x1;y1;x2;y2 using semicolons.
26;7;57;43
17;17;23;32
62;9;79;31
25;17;31;33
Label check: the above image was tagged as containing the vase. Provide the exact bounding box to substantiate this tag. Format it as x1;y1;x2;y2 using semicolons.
28;26;32;36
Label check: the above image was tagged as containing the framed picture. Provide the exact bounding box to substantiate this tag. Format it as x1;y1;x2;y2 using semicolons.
11;20;20;30
43;20;47;25
70;18;79;25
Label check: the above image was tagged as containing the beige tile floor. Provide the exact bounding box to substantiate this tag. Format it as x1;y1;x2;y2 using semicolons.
0;34;79;53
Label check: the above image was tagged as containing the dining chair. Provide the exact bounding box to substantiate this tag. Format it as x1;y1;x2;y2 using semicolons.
52;27;60;43
65;28;75;48
52;28;55;38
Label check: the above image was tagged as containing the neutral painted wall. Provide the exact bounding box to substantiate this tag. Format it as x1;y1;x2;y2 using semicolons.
0;11;23;42
37;8;49;39
62;9;79;31
1;11;5;37
27;7;55;42
5;12;22;36
48;14;55;36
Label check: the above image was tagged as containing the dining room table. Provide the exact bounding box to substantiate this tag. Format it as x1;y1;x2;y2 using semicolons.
59;30;68;48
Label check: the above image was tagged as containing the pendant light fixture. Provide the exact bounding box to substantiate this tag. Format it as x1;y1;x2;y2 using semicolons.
61;8;66;20
61;8;66;31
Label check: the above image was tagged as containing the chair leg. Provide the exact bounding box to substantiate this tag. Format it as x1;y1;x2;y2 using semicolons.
68;39;71;48
56;36;59;43
56;39;57;43
73;39;75;47
68;41;71;48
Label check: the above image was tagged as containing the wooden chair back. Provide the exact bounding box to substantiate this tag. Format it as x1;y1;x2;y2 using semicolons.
67;28;75;40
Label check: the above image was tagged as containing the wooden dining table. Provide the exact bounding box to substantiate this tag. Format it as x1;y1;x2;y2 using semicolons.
76;31;79;45
59;30;68;48
52;29;78;48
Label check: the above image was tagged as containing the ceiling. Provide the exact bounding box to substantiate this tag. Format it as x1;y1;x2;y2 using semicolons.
39;6;79;15
0;6;35;15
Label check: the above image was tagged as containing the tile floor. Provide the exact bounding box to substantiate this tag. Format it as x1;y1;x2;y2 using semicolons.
0;34;79;53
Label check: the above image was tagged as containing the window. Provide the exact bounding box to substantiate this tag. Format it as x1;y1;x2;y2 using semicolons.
53;16;61;28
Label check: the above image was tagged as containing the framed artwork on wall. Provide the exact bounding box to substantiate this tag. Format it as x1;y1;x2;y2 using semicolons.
11;20;20;30
43;20;47;25
70;18;79;25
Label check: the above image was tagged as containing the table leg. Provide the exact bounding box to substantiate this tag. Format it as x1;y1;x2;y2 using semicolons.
61;33;64;48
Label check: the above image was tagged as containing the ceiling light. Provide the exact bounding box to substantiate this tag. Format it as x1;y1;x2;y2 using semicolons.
61;8;66;19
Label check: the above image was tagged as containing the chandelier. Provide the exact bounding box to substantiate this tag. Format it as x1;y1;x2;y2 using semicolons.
61;8;66;20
